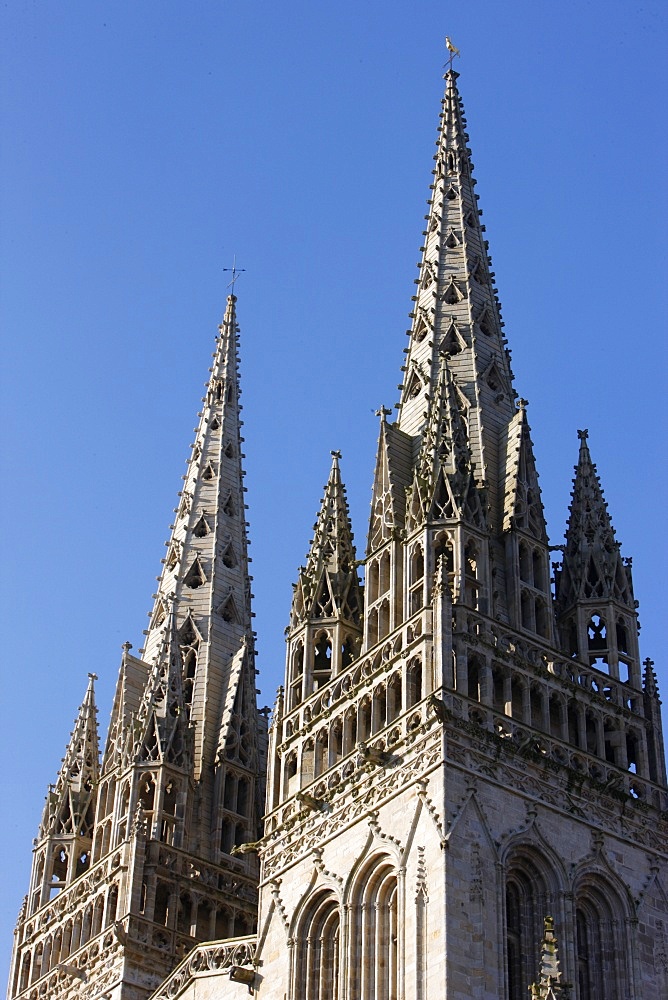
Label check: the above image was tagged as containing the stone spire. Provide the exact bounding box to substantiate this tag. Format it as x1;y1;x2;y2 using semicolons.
291;451;363;629
554;430;640;687
555;429;634;612
406;357;484;532
27;675;100;913
286;453;363;708
134;601;192;769
141;293;254;782
38;673;100;842
397;69;516;530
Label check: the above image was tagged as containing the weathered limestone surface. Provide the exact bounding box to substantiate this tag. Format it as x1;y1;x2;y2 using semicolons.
8;64;667;1000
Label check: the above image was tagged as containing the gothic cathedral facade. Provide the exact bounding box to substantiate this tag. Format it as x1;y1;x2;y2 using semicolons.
8;68;668;1000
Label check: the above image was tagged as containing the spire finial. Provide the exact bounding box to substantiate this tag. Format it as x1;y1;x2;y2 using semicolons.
577;428;589;441
445;36;460;73
222;254;246;293
374;405;392;422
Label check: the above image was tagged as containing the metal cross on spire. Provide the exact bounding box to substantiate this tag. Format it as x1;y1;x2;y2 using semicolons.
445;36;460;72
223;255;246;292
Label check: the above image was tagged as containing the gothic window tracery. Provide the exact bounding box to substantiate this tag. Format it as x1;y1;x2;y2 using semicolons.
407;657;423;708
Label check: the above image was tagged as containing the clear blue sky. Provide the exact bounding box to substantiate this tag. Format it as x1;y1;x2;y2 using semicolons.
1;1;666;984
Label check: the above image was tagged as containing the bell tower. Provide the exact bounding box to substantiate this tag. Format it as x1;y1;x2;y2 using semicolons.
8;296;267;1000
249;67;668;1000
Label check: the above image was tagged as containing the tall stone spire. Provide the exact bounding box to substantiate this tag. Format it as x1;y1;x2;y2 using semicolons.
366;69;554;634
554;430;640;686
398;69;516;530
142;293;254;784
286;452;363;709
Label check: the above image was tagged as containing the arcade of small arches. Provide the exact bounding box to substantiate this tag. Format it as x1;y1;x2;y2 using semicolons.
92;770;184;864
366;531;486;645
277;650;424;807
455;636;656;788
288;630;360;710
148;881;254;944
30;843;92;913
561;610;637;684
277;598;657;823
15;883;118;994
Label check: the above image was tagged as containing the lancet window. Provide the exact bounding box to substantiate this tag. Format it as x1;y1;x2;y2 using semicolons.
348;859;399;1000
574;877;628;1000
313;631;333;691
409;544;424;615
504;851;555;1000
294;890;341;1000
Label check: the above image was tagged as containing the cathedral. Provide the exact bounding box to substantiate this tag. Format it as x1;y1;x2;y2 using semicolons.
7;65;667;1000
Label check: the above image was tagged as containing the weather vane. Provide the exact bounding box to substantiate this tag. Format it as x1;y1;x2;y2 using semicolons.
223;254;246;292
445;36;460;72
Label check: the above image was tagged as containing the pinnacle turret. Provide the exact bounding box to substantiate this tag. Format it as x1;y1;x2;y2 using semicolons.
503;402;548;543
406;357;484;531
134;601;192;768
286;453;363;708
38;674;100;842
529;916;570;999
555;430;634;614
291;452;363;629
554;430;640;687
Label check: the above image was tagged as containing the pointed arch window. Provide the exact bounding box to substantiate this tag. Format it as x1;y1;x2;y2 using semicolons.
478;308;494;337
295;891;341;1000
313;632;332;690
574;878;628;1000
349;859;399;1000
219;595;239;623
222;543;237;569
504;852;555;1000
409;544;424;615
